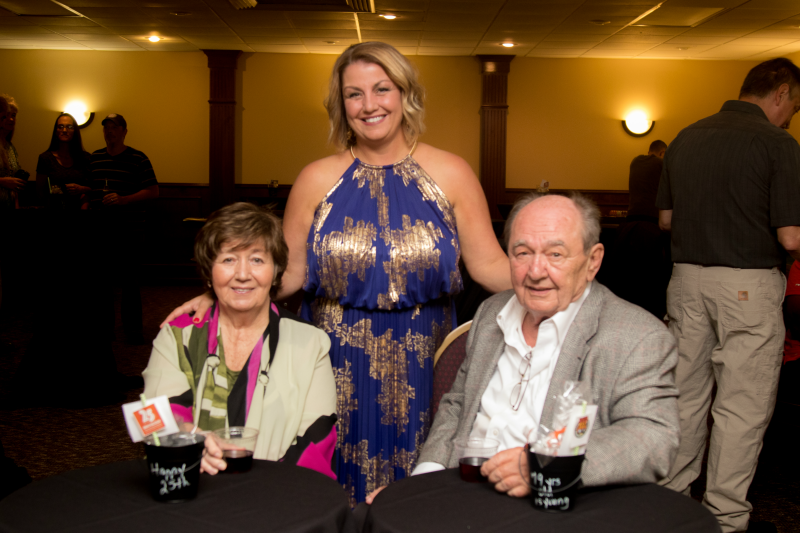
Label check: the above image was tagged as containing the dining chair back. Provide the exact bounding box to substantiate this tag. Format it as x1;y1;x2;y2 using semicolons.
432;321;472;418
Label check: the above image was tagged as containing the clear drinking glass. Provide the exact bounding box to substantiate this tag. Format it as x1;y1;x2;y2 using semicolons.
212;427;259;474
454;438;500;482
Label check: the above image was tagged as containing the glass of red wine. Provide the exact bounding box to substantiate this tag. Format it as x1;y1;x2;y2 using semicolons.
454;438;500;483
212;427;259;473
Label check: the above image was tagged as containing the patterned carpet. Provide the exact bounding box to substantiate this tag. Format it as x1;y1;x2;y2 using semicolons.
0;285;201;479
0;285;798;531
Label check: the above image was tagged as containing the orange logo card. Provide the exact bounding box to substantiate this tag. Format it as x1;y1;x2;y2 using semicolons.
575;416;589;438
133;404;166;436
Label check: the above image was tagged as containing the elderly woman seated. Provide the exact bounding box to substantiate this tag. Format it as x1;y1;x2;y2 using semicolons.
143;202;337;477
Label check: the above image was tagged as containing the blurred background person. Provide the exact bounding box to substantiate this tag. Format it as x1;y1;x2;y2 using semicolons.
656;57;800;533
144;203;337;477
605;140;671;318
87;113;159;345
0;95;28;211
164;41;511;504
0;94;29;314
35;113;91;209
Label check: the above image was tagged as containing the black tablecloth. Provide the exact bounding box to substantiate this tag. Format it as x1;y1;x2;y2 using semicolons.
0;459;356;533
365;468;721;533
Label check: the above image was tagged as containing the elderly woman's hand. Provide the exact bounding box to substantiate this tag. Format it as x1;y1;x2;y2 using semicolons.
160;292;215;328
200;433;243;475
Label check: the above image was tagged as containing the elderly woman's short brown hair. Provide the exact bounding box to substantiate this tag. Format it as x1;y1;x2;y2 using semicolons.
194;202;288;298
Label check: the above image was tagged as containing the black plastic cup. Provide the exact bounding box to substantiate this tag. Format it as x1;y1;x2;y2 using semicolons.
143;432;205;503
526;446;584;512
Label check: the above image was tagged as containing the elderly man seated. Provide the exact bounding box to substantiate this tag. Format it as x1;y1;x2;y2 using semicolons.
395;192;679;498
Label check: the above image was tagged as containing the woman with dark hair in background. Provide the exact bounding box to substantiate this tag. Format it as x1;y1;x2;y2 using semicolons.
36;113;91;209
0;95;28;211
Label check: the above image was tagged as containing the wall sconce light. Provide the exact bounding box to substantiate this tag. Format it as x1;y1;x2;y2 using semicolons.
63;101;95;129
622;110;654;137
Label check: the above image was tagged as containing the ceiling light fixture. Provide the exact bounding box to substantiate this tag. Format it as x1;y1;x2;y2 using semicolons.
380;14;397;19
676;46;689;50
501;42;514;48
622;110;654;137
591;20;610;25
149;36;161;42
170;11;190;16
324;41;339;44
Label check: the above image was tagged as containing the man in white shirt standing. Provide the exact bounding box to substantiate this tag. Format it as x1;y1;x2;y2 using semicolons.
408;192;679;498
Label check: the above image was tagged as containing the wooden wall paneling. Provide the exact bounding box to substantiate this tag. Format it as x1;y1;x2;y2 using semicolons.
234;184;292;216
477;55;514;220
203;50;242;212
499;188;630;218
142;182;629;282
144;184;207;272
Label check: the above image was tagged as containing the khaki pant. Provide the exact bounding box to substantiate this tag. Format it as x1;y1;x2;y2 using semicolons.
662;264;785;533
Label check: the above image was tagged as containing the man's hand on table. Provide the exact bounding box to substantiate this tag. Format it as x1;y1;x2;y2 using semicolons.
366;450;531;503
481;447;531;497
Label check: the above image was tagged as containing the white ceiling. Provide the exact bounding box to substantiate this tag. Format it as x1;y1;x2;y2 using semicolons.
1;0;799;60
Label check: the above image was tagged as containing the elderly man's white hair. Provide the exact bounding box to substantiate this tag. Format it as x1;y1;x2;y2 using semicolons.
503;192;601;255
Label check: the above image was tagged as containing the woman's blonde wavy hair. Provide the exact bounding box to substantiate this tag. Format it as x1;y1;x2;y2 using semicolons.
324;42;425;151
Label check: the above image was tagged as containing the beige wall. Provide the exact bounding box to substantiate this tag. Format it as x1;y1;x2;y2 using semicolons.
2;49;799;190
0;50;208;184
240;53;334;185
506;58;770;190
0;50;481;186
239;53;481;184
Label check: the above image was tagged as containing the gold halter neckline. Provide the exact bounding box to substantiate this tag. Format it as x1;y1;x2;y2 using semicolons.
350;139;417;164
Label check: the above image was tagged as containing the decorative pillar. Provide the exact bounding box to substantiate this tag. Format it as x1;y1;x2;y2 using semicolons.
203;49;242;211
477;55;513;220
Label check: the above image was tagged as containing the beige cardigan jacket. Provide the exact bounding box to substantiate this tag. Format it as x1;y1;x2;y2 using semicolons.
143;314;336;462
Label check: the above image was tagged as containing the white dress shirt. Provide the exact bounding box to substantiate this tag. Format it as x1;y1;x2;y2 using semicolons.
412;283;591;475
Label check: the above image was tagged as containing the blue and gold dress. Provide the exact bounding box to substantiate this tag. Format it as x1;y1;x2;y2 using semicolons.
301;154;462;505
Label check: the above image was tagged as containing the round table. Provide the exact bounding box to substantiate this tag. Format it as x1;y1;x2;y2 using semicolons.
365;468;721;533
0;459;356;533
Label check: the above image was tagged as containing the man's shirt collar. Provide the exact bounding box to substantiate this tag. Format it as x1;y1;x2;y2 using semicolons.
721;100;769;122
496;282;593;351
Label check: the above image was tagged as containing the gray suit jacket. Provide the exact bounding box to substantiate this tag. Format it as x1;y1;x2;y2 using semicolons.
418;282;679;486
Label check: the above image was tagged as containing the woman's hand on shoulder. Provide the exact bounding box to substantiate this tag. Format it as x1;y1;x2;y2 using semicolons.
159;292;214;328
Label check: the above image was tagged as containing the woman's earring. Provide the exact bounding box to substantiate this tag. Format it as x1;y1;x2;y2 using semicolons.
346;126;355;144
